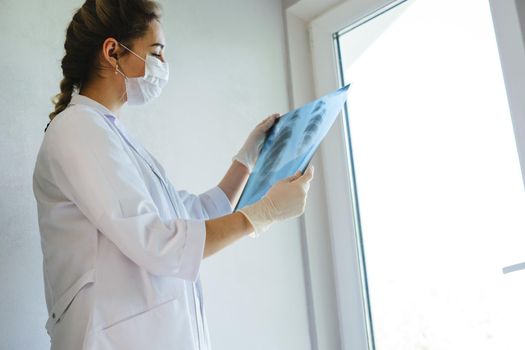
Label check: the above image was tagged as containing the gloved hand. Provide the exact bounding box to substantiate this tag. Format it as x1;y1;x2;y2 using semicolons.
239;165;315;237
232;113;282;173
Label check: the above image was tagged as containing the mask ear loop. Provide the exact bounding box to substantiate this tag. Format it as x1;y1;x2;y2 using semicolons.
113;41;148;104
114;58;128;103
117;41;147;63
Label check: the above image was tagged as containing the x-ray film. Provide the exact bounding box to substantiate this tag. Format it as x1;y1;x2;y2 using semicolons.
234;83;351;211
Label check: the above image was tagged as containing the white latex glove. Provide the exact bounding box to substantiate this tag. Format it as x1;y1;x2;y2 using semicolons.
232;113;282;173
239;165;315;237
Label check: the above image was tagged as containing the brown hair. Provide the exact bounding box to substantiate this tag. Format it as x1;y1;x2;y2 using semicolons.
47;0;161;130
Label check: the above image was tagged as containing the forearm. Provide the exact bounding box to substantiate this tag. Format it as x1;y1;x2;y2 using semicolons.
218;159;250;209
201;160;253;259
203;211;254;258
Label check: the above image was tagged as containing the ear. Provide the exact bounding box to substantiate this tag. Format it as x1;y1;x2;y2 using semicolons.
102;37;120;68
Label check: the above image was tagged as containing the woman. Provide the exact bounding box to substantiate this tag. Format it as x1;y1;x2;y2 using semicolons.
32;0;314;349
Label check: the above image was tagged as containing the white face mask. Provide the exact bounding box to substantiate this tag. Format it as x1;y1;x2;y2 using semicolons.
115;41;169;105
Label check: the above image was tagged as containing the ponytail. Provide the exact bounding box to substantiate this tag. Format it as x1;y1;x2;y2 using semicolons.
48;77;75;119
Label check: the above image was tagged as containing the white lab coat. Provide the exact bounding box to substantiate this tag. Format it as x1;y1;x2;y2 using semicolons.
32;93;233;350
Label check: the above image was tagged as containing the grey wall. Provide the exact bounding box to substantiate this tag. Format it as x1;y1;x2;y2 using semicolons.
0;1;312;349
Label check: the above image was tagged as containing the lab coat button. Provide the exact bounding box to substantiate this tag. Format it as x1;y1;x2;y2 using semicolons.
52;313;55;319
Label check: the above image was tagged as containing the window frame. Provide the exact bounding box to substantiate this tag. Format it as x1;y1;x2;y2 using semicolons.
284;0;525;349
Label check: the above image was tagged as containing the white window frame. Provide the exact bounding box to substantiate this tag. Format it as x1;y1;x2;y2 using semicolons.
284;0;525;349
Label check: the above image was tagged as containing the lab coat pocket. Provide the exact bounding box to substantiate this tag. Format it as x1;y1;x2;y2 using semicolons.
91;297;195;350
45;269;95;336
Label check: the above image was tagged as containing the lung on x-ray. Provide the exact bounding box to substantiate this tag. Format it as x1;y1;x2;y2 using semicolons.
234;83;351;211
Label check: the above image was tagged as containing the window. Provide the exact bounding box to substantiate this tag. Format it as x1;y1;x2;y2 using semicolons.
334;0;525;348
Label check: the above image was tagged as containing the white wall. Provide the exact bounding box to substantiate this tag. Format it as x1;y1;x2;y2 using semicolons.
0;1;312;349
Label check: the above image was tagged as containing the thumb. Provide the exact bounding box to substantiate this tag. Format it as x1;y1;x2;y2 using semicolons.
283;170;302;182
293;165;314;183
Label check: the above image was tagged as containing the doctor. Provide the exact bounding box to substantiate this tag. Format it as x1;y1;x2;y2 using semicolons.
32;0;314;349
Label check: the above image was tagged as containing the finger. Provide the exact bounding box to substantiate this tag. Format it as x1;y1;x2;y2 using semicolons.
260;114;280;131
294;165;314;183
264;113;281;123
257;115;274;127
267;115;277;124
285;170;302;182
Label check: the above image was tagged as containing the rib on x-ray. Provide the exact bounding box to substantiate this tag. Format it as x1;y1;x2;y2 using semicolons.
235;83;351;211
297;100;326;157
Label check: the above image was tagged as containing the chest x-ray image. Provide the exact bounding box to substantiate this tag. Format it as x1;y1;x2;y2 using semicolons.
235;83;351;211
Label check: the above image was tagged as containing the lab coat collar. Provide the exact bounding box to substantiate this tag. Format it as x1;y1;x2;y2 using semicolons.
69;93;118;121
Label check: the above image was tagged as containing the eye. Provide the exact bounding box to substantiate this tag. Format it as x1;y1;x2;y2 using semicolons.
149;53;165;63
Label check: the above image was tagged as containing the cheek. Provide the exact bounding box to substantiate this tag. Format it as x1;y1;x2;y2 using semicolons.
121;57;145;77
134;61;146;77
129;60;146;77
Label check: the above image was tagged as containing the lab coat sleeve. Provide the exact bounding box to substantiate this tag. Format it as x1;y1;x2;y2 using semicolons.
45;108;205;281
176;185;234;220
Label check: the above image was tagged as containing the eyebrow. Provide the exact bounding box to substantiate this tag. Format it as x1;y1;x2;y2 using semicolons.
150;43;165;49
